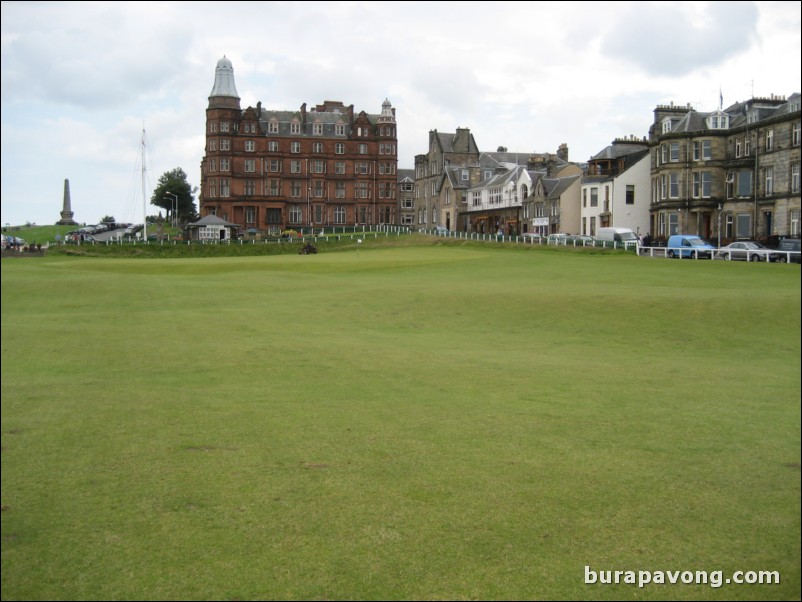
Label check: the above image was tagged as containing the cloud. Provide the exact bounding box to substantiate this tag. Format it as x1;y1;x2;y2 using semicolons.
602;1;759;76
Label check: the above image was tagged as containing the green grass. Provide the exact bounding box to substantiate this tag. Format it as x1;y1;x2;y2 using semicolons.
2;242;800;600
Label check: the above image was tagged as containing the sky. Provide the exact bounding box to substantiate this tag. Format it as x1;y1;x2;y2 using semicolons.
1;1;800;227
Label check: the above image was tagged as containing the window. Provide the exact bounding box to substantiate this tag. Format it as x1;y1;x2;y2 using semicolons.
335;182;346;198
290;122;301;134
736;214;751;238
268;121;279;134
335;124;345;136
625;185;635;205
668;213;679;235
313;123;323;135
290;161;302;174
208;139;217;151
209;158;217;172
725;214;733;238
379;182;394;199
269;159;281;173
355;162;369;175
313;160;325;174
334;206;346;224
210;122;217;133
590;188;598;207
737;171;752;197
670;142;679;162
765;129;774;151
661;118;673;134
335;143;345;155
244;180;255;196
268;179;280;196
291;182;302;198
793;123;800;147
359;144;368;155
268;141;279;152
313;181;324;198
693;140;712;161
669;173;679;198
694;172;711;197
312;142;324;153
313;205;324;224
244;159;255;173
220;179;230;197
220;158;230;171
792;163;800;194
745;136;751;156
764;167;773;195
791;209;800;236
289;205;302;224
356;182;369;198
266;209;281;225
220;139;230;151
735;139;742;158
291;142;301;154
661;144;668;164
245;140;255;152
380;143;395;155
220;122;229;132
335;162;345;175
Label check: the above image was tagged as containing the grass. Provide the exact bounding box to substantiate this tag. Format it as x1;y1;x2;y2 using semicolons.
1;240;800;600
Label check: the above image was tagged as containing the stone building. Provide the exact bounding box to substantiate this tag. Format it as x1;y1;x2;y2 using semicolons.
199;56;398;233
649;93;801;243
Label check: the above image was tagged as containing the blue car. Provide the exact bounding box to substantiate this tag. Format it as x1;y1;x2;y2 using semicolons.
666;234;715;259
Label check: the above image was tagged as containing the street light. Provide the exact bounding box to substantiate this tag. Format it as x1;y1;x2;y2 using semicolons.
164;192;178;228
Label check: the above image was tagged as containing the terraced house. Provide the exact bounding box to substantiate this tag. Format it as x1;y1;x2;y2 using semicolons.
200;56;398;234
414;128;580;234
649;93;801;243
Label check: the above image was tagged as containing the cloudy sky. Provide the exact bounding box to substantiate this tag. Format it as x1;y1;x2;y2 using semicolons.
2;1;800;227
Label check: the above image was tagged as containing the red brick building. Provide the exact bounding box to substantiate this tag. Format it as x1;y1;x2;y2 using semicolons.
200;56;398;233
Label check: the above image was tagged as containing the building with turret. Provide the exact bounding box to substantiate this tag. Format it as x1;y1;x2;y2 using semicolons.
199;56;398;233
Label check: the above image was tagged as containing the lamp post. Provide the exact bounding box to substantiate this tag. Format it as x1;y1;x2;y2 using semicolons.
717;204;722;248
164;192;178;228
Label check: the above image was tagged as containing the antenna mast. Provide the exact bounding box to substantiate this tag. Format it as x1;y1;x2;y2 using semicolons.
141;126;147;240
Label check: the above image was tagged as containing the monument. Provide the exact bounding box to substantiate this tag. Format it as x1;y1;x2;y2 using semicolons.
56;178;78;225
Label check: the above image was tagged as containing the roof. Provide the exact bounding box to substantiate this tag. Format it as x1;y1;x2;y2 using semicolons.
188;214;241;228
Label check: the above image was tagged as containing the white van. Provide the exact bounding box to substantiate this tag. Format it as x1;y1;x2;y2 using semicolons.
595;227;639;249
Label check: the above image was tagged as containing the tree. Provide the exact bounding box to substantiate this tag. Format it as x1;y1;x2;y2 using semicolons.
151;168;197;227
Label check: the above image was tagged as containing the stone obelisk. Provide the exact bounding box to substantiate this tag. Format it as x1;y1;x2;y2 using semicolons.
57;178;78;225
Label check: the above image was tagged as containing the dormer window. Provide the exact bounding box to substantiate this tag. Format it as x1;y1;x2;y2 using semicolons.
707;112;729;129
661;118;673;134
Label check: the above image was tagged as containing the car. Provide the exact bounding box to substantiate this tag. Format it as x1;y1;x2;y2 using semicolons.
434;226;449;235
777;238;801;263
666;234;715;259
547;233;569;245
716;241;780;262
521;232;546;243
565;234;594;246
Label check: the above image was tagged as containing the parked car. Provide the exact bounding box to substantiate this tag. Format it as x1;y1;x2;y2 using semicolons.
521;232;546;243
434;226;449;235
565;234;594;246
778;238;801;263
716;241;780;262
666;234;715;259
547;233;569;245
